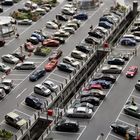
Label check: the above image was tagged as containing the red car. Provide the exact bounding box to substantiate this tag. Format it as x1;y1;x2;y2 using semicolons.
42;39;60;47
49;49;62;60
126;65;138;78
24;42;35;52
83;84;103;91
45;59;58;71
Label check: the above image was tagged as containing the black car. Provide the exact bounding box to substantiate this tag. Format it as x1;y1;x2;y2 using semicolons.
55;118;79;132
27;37;39;45
0;83;11;94
0;6;3;13
76;45;93;54
88;30;104;39
131;26;140;32
29;69;46;82
57;62;75;73
56;14;68;21
11;52;25;62
135;80;140;91
80;96;100;106
1;0;14;5
85;37;100;45
25;96;43;110
93;73;116;84
107;58;125;65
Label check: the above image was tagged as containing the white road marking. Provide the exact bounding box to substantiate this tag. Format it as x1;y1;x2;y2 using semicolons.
16;88;27;98
96;135;101;140
52;131;81;134
0;120;5;125
46;78;62;84
109;133;124;140
14;109;31;118
52;73;68;79
10;79;24;81
131;94;140;100
118;119;140;128
76;126;86;140
9;74;28;76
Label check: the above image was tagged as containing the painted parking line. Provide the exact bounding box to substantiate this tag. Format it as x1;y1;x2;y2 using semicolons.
76;126;86;140
14;109;31;118
16;88;27;99
46;78;62;84
52;73;68;80
9;74;28;76
52;131;81;135
109;134;124;140
120;112;140;122
131;94;140;100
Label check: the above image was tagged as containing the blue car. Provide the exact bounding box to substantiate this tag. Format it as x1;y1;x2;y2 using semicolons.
99;21;112;29
120;38;136;46
73;13;88;20
31;32;45;42
29;69;46;81
90;80;111;89
99;16;114;25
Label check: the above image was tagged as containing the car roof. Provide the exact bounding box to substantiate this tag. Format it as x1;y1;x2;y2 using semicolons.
6;112;19;118
23;61;34;64
128;105;138;111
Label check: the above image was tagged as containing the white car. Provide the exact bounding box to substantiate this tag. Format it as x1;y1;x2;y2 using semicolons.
61;7;76;15
17;19;32;25
66;107;93;118
46;21;58;29
123;34;140;42
63;4;77;11
1;54;20;64
63;56;80;67
54;29;70;37
71;50;87;60
61;26;75;34
43;80;58;92
95;26;109;35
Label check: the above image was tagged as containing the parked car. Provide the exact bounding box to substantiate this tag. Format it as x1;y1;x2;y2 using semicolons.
80;89;105;100
68;19;81;28
46;21;58;29
0;88;6;99
85;37;101;45
101;65;122;74
42;39;60;47
1;79;14;88
0;6;3;13
43;80;58;92
107;57;125;65
45;59;58;71
135;80;140;91
31;32;45;42
49;49;62;60
63;56;80;67
17;19;32;25
65;22;79;30
71;50;87;60
124;103;140;119
55;118;79;132
1;54;20;64
131;26;140;32
66;107;93;118
1;0;14;5
27;36;39;45
24;42;35;52
63;4;77;11
54;30;70;38
90;80;111;89
57;62;75;73
5;112;27;129
56;14;68;21
15;61;36;70
34;84;51;97
95;26;109;35
120;38;136;46
80;96;100;106
50;36;65;44
71;99;94;110
61;7;76;15
88;30;104;39
61;26;75;34
126;66;138;78
132;31;140;37
0;62;11;73
25;95;43;110
0;83;11;94
98;21;112;29
93;73;116;84
29;69;46;81
73;13;88;20
76;45;93;54
83;83;103;91
123;34;140;42
99;16;114;25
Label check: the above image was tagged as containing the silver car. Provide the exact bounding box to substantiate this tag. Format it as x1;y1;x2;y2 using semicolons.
0;88;6;99
71;50;87;60
1;54;20;64
43;80;58;92
66;107;93;118
34;84;51;97
101;65;122;74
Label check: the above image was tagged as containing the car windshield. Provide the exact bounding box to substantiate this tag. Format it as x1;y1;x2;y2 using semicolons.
41;86;46;91
15;116;21;122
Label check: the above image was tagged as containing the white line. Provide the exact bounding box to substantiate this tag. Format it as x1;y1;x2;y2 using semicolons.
120;112;140;121
47;78;62;84
52;73;68;79
0;120;5;125
14;109;31;118
10;79;24;81
16;88;27;98
109;134;124;140
52;131;81;134
96;135;101;140
132;94;140;100
9;74;28;76
76;126;86;140
118;119;140;128
21;101;37;112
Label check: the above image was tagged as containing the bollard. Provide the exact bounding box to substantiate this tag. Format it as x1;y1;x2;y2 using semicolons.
69;74;71;79
20;128;24;135
14;134;18;140
29;119;31;127
61;83;63;89
51;94;53;101
65;79;68;84
26;122;28;129
37;111;40;118
59;85;61;91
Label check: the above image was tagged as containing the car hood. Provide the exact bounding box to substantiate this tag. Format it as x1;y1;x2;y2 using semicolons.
17;119;27;126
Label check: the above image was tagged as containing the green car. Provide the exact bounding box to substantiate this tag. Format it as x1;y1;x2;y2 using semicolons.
34;46;51;57
124;104;140;119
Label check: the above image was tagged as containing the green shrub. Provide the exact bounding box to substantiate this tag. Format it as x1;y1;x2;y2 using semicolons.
0;129;13;139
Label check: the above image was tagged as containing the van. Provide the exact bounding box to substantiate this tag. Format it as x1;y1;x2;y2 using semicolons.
0;88;6;99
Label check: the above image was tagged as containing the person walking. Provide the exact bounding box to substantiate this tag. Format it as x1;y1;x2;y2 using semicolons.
15;33;19;38
131;97;136;106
